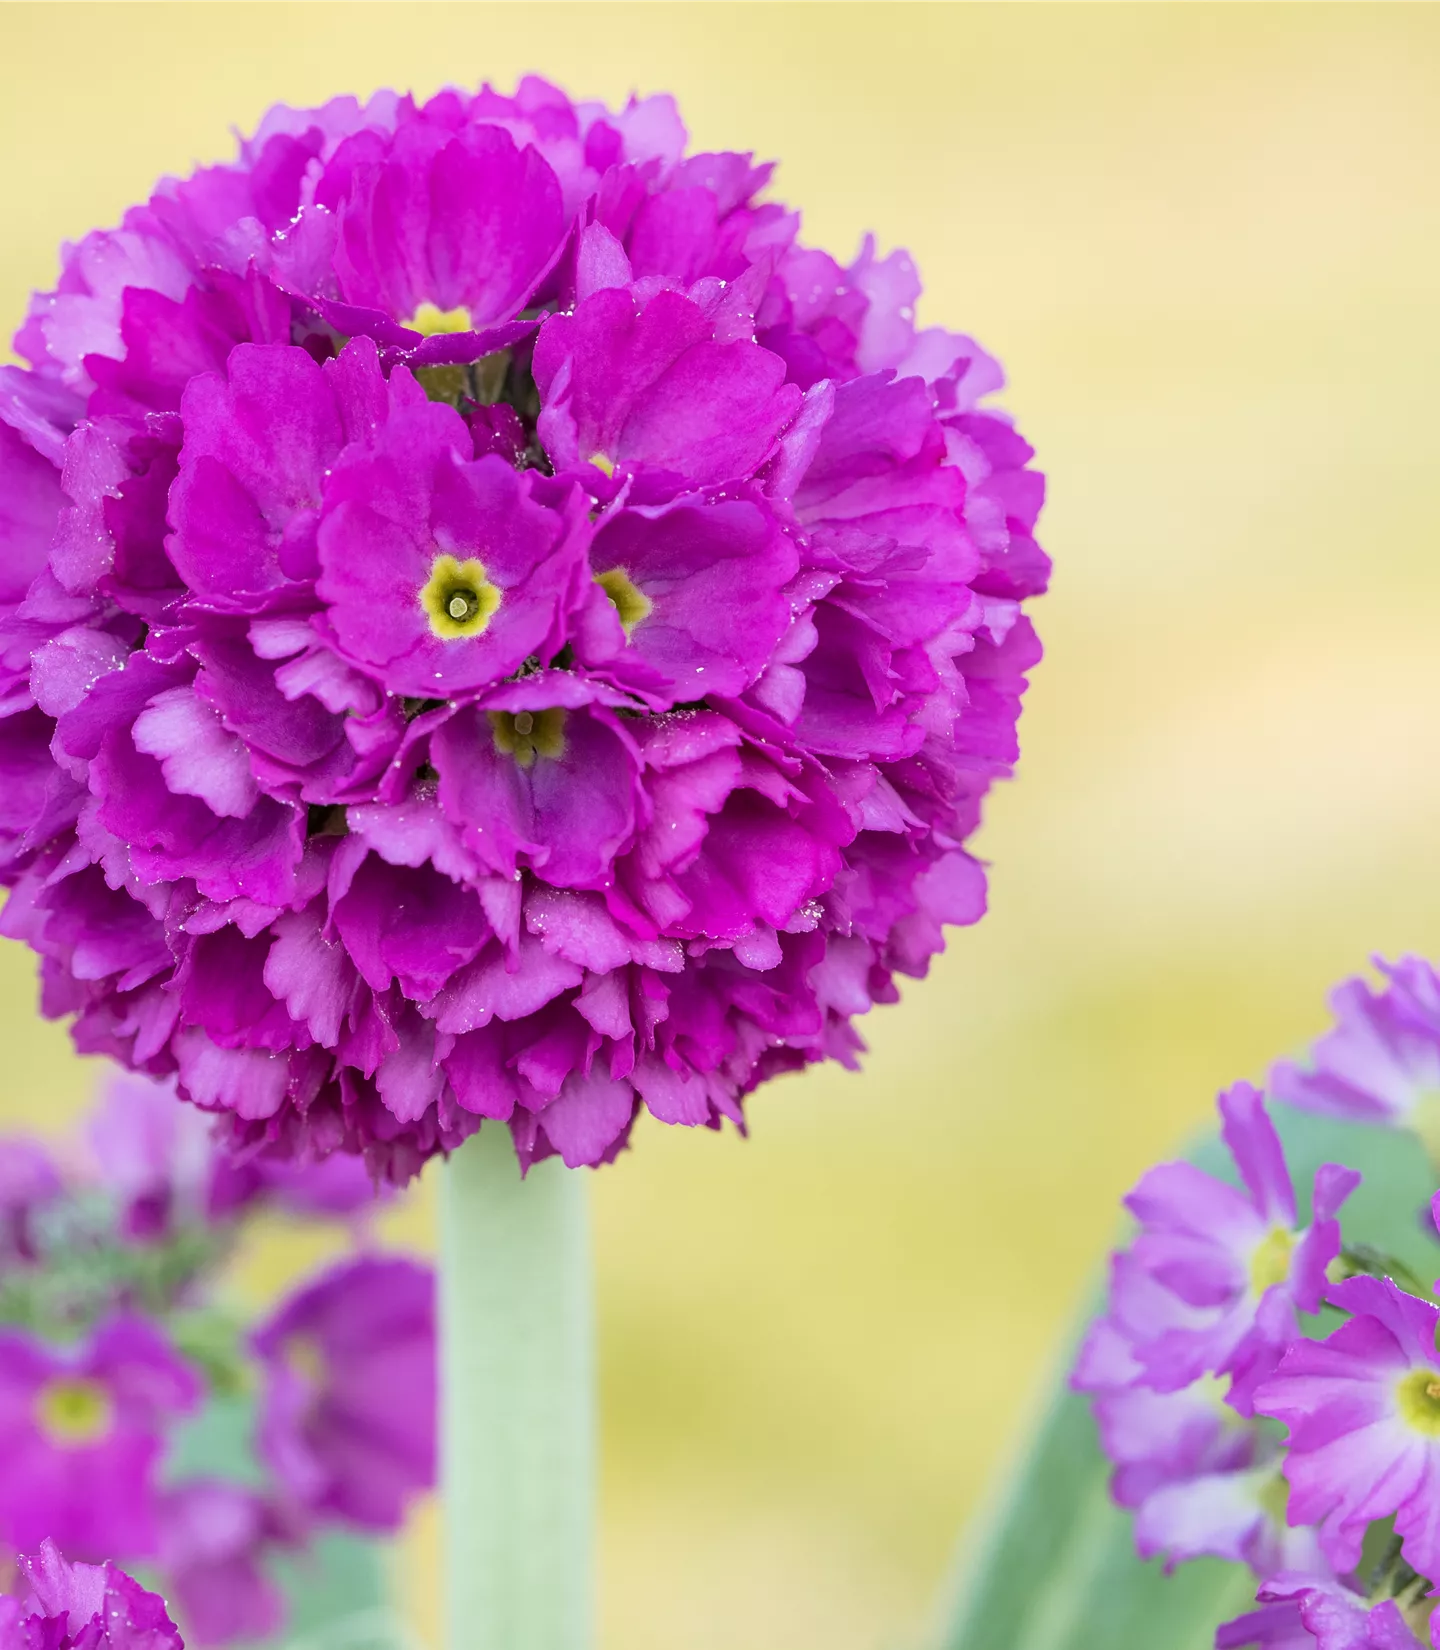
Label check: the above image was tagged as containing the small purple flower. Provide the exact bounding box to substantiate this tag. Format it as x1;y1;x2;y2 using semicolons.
154;1482;285;1649
253;1254;434;1530
1073;1084;1364;1580
0;1539;184;1649
1217;1573;1434;1650
85;1074;218;1238
1271;958;1440;1154
320;111;569;330
0;1317;200;1560
0;78;1048;1181
1075;1267;1256;1507
0;1138;61;1261
1121;1083;1358;1413
1074;1260;1321;1577
1255;1276;1440;1584
532;277;803;486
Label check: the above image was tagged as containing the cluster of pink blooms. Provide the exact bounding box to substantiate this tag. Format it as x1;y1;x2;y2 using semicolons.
0;1075;433;1647
0;77;1046;1181
1075;957;1440;1647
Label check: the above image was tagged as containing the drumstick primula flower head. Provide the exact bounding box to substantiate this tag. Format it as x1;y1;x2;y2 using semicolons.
0;77;1048;1181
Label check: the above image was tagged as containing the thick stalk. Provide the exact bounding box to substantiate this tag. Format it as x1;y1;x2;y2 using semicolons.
441;1124;594;1650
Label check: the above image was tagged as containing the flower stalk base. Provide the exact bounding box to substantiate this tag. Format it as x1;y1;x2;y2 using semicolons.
441;1127;594;1650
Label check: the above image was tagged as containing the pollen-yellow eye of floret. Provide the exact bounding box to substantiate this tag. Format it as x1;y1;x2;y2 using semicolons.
588;453;616;478
1397;1366;1440;1436
488;708;567;769
286;1333;328;1388
420;554;502;641
35;1376;113;1446
406;303;473;337
595;567;652;635
1249;1226;1295;1294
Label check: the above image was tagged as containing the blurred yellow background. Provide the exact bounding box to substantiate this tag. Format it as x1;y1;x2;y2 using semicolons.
3;4;1440;1647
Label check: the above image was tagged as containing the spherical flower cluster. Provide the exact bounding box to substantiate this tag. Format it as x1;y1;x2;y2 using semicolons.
1074;963;1440;1650
0;77;1047;1180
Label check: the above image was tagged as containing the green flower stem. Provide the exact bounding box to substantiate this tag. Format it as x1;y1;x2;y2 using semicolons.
441;1124;595;1650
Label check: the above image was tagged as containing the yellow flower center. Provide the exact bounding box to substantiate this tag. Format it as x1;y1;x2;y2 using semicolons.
421;553;502;640
488;708;567;769
1396;1367;1440;1436
35;1377;113;1446
1256;1469;1291;1526
1250;1226;1295;1294
595;568;653;635
588;453;616;478
406;303;473;337
286;1333;328;1388
1189;1370;1248;1424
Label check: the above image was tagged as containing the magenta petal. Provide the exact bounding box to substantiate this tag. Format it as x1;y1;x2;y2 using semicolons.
534;1068;636;1168
433;703;641;888
317;413;588;696
0;420;63;608
327;117;567;325
534;285;802;486
586;493;798;702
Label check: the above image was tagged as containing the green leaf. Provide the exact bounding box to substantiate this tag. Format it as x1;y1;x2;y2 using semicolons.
936;1104;1439;1650
264;1530;389;1648
166;1391;267;1487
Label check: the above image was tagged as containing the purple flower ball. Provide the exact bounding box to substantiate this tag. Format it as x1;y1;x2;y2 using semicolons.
0;78;1048;1180
0;1539;184;1650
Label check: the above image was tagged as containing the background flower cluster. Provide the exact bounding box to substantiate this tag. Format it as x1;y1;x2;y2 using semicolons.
1075;957;1440;1648
0;1075;434;1647
0;77;1047;1181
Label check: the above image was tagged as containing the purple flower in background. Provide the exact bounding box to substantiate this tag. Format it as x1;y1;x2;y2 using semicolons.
207;1149;386;1224
79;1022;382;1235
1120;1083;1358;1413
86;1074;217;1238
1255;1276;1440;1585
1217;1573;1434;1650
154;1482;285;1649
1271;958;1440;1158
1072;1084;1366;1581
1074;1267;1257;1508
0;1316;200;1560
0;76;1047;1182
0;1139;60;1261
0;1539;184;1649
253;1254;434;1529
1073;1259;1321;1577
